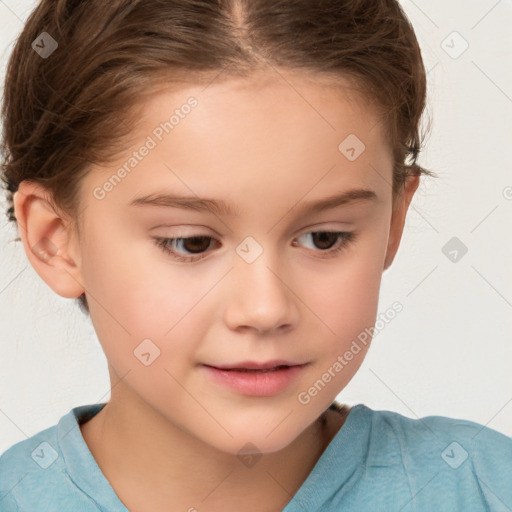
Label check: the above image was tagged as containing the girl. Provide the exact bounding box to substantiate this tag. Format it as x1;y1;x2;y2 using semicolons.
1;1;511;511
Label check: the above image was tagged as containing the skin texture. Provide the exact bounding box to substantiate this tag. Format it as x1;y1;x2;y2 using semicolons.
13;69;419;511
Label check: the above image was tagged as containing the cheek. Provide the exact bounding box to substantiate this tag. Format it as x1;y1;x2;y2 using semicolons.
305;230;387;358
324;245;382;298
85;259;233;398
80;227;204;366
294;258;383;411
322;269;381;359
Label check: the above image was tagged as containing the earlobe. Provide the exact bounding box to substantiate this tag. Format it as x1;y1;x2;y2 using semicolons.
13;181;85;299
383;173;420;271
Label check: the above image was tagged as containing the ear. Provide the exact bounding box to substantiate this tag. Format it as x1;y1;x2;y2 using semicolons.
12;180;85;298
383;173;420;271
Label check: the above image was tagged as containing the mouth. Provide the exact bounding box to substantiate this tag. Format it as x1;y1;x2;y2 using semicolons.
217;365;291;373
205;360;306;371
202;361;308;396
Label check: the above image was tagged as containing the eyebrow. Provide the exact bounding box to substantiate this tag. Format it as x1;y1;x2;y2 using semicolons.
129;188;378;217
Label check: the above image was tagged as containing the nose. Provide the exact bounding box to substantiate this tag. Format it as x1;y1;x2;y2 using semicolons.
223;249;299;335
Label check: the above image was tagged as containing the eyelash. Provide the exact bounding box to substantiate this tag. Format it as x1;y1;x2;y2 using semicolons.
153;231;356;262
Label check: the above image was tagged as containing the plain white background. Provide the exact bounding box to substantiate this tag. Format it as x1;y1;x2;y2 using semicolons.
0;0;511;455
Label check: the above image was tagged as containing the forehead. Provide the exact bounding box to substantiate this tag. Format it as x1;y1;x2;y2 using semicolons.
81;69;392;216
137;69;387;151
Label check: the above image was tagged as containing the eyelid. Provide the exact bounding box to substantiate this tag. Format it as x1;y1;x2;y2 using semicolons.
151;220;354;236
150;222;356;245
150;224;215;234
294;220;355;234
153;228;357;263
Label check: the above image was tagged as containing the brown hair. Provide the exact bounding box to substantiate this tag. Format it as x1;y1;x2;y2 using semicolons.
1;0;435;316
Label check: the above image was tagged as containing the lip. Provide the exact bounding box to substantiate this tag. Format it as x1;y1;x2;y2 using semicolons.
209;360;305;370
202;362;308;397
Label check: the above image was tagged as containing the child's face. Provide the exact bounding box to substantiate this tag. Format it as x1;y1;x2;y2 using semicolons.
20;70;417;454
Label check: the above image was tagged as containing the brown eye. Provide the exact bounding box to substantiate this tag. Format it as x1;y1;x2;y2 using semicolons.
294;231;355;257
154;230;356;263
309;231;340;250
154;235;218;262
178;236;212;254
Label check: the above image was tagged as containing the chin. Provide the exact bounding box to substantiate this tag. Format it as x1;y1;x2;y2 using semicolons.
202;422;306;458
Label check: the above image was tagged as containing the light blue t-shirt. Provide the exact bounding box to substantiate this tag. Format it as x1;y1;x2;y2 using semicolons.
0;402;511;511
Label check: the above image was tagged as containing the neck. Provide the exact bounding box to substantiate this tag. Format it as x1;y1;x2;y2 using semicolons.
80;390;347;512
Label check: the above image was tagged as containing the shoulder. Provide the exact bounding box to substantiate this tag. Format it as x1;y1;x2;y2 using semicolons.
366;406;512;458
0;404;106;511
359;405;512;509
0;419;68;505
